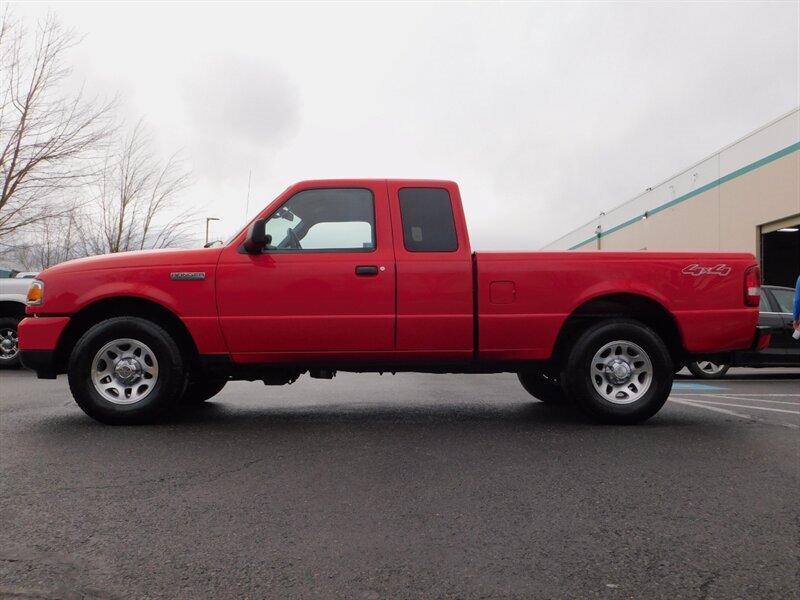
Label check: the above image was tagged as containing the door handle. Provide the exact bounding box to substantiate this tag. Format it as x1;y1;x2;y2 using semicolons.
355;265;379;276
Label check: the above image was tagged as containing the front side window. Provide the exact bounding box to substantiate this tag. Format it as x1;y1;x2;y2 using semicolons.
398;188;458;252
265;188;375;252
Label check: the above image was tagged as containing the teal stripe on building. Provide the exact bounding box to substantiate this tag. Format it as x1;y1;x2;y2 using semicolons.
569;141;800;250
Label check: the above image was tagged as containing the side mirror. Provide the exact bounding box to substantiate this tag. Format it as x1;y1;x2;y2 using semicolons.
244;219;272;253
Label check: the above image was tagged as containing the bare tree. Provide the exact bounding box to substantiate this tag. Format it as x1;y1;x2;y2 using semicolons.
2;212;82;270
79;121;194;255
0;11;114;242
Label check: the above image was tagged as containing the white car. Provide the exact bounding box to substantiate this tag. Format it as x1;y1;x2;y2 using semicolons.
0;269;38;368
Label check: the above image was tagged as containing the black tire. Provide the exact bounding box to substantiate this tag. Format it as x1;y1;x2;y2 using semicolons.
67;317;186;425
0;317;21;369
687;360;730;379
562;319;673;425
181;379;228;405
517;371;566;404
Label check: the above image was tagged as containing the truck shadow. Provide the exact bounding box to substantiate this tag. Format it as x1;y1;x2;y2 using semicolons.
159;398;700;430
34;398;702;433
165;400;584;426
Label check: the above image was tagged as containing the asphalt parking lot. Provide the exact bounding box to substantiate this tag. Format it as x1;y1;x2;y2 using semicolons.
1;368;798;599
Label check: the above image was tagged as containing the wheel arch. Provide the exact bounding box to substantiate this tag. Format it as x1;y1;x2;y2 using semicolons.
551;293;684;371
0;300;27;319
55;296;199;374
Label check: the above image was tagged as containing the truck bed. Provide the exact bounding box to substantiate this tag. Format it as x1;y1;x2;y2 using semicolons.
475;251;759;361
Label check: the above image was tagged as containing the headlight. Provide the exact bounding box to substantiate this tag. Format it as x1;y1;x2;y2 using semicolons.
27;280;44;305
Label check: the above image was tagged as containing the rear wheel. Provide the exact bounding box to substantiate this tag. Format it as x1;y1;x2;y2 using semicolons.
67;317;186;424
517;371;566;404
0;317;21;369
181;379;228;405
687;360;730;379
562;319;673;425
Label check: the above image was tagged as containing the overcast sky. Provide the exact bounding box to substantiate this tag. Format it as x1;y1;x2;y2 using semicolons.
10;1;800;249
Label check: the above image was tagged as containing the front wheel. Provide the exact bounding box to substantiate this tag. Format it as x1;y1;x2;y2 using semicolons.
67;317;186;424
0;317;21;369
562;319;673;425
687;360;730;379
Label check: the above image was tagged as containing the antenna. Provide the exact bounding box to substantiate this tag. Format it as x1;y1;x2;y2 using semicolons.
244;170;252;220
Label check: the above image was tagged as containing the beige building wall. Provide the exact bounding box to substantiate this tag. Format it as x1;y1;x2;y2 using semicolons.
719;153;799;254
544;108;800;257
597;151;799;254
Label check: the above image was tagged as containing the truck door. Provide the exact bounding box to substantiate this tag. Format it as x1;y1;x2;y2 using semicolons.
387;182;474;360
216;183;396;361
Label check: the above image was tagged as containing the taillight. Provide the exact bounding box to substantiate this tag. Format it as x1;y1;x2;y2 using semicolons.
744;266;760;306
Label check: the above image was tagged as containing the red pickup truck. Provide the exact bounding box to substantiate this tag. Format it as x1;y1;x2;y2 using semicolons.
19;179;766;425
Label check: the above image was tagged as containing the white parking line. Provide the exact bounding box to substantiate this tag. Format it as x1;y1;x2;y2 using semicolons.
684;379;800;383
674;398;800;414
683;392;800;398
707;395;800;406
677;394;800;397
669;398;754;419
669;397;800;430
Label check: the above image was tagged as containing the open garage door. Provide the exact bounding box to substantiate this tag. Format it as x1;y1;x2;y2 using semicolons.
760;215;800;287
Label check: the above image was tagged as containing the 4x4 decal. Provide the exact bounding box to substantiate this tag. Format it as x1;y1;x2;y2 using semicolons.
681;263;731;277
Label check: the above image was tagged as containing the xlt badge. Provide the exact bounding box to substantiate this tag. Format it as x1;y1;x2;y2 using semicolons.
170;272;206;281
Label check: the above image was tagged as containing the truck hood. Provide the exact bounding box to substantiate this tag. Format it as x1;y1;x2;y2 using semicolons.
39;247;225;277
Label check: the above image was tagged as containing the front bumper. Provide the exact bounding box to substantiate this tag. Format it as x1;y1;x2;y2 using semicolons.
18;316;70;379
19;350;58;379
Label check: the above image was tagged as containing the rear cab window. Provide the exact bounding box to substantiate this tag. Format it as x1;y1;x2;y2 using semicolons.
398;188;458;252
